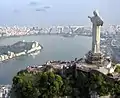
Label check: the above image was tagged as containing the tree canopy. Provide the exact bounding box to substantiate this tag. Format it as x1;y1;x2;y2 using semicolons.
11;71;64;98
11;66;120;98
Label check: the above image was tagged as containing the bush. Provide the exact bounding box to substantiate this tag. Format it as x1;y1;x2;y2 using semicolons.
115;66;120;73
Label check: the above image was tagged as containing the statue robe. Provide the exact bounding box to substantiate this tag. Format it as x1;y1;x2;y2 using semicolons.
90;16;103;53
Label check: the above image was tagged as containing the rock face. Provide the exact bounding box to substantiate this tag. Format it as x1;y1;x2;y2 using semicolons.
0;41;43;61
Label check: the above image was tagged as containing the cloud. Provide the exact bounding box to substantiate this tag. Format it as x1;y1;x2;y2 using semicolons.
28;1;40;6
13;9;20;13
35;8;46;12
43;6;51;9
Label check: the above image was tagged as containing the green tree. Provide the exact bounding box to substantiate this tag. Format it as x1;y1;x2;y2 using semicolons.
38;72;63;98
12;73;39;98
115;66;120;73
60;78;72;96
89;73;110;96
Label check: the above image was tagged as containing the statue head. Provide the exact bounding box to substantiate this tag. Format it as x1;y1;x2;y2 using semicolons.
89;10;104;26
93;10;103;26
93;10;99;17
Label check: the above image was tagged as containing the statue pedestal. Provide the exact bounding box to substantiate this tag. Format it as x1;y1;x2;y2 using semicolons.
85;51;104;65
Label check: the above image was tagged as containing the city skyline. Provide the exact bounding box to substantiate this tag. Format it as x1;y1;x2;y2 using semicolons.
0;0;120;26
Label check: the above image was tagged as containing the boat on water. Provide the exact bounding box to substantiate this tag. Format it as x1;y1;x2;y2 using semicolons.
0;40;43;62
61;32;76;38
62;34;75;38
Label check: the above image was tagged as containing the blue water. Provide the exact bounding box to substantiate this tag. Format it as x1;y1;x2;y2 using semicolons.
0;35;91;84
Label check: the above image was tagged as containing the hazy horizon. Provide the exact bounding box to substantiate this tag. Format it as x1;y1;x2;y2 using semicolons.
0;0;120;26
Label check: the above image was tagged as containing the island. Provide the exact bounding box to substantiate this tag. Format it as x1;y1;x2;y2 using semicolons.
0;40;43;62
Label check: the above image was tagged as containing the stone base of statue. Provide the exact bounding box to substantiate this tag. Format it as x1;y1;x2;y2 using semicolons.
85;51;104;65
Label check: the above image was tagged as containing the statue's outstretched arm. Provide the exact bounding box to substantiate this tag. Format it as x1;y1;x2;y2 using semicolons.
88;16;91;19
88;16;93;22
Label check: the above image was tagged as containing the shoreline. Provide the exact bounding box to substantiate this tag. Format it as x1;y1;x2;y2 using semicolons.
0;41;43;62
0;33;93;40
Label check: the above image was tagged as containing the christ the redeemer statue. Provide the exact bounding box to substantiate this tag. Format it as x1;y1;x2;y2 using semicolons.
88;10;103;54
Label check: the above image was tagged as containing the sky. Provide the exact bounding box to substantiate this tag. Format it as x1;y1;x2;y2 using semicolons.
0;0;120;26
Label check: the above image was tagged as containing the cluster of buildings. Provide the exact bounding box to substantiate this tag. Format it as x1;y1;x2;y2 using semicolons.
0;85;11;98
0;26;31;37
0;25;119;38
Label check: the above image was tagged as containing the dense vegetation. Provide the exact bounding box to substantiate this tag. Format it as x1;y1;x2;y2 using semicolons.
115;65;120;73
11;66;120;98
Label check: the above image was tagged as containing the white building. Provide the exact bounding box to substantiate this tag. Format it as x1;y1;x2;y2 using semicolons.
0;85;11;98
